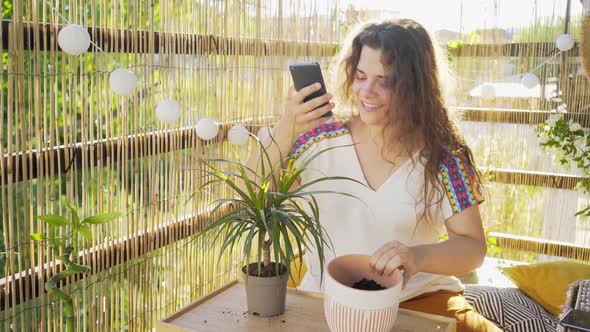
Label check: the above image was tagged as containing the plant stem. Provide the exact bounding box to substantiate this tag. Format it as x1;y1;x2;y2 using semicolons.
263;239;271;269
45;246;90;332
46;248;76;332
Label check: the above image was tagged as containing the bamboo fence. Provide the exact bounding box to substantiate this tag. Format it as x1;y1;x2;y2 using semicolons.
0;0;589;331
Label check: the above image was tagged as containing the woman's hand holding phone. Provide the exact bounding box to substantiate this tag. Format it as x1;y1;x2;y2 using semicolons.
273;83;335;151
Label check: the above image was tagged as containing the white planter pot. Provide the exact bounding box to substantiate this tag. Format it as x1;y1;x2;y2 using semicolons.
323;254;403;332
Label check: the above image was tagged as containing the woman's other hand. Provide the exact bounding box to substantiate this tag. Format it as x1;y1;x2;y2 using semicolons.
274;83;335;143
369;241;418;289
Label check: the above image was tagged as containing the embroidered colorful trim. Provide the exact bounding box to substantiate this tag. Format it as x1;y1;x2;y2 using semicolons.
289;121;350;159
440;148;484;214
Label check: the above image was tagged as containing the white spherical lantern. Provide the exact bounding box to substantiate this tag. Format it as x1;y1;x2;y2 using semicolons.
155;99;181;123
57;24;91;56
228;125;250;145
196;117;219;140
521;73;539;89
256;126;272;142
556;34;574;52
109;68;138;96
481;84;496;99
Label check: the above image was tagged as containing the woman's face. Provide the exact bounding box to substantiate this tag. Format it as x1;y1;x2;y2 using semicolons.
351;46;392;129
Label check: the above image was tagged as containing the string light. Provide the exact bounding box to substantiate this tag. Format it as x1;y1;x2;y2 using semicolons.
57;25;91;55
109;68;138;96
195;118;219;140
47;0;582;130
256;126;272;142
521;72;540;89
228;125;250;145
155;99;182;123
556;34;575;51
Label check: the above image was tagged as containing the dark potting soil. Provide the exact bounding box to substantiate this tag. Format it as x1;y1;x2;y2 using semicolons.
351;278;386;290
242;262;287;277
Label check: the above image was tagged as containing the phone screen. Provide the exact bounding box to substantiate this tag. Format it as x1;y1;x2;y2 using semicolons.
289;62;332;117
560;309;590;332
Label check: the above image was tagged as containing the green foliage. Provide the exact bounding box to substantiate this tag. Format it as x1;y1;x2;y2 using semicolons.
194;139;365;284
30;197;121;332
485;230;501;256
466;30;482;44
513;16;581;42
447;39;463;51
538;114;590;216
2;1;13;19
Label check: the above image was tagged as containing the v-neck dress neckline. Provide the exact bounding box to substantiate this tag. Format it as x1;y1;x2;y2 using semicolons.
348;134;421;193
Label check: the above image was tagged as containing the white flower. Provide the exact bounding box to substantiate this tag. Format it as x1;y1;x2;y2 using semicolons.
570;122;583;132
538;134;549;144
574;136;586;150
546;114;562;125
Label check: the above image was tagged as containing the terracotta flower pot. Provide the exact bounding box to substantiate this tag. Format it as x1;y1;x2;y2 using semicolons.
324;254;403;332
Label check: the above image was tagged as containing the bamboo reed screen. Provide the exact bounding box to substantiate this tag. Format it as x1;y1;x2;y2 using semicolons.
2;0;590;331
0;0;343;330
449;0;590;261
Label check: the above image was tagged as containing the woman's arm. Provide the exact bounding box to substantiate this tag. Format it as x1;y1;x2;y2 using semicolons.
369;205;487;288
243;84;335;188
413;205;487;275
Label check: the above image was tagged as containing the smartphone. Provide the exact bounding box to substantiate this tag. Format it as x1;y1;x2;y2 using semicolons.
289;62;332;117
560;309;590;332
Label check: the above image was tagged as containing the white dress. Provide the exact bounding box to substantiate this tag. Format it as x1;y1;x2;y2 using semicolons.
290;120;484;301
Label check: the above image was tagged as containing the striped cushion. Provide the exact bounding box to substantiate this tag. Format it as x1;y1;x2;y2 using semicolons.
464;285;558;332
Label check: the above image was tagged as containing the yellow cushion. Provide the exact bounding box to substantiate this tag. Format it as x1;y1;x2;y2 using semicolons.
502;260;590;316
287;257;307;288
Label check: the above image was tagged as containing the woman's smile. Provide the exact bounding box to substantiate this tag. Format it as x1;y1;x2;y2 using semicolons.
360;100;384;113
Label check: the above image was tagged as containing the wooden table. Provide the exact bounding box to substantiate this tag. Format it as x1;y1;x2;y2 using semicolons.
157;280;456;332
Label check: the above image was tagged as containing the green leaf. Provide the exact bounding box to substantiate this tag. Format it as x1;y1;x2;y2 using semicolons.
278;214;305;261
237;161;261;210
271;214;282;274
242;225;259;266
219;223;250;261
64;198;80;227
204;158;258;178
49;237;63;249
38;215;70;227
210;199;248;217
202;160;258;208
201;209;255;237
78;225;93;241
30;233;47;241
83;212;121;225
279;225;298;282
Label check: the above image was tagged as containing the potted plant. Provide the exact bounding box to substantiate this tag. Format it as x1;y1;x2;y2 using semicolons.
30;197;121;332
194;137;363;317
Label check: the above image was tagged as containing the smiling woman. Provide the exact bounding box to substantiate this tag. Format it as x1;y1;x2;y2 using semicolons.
245;18;498;332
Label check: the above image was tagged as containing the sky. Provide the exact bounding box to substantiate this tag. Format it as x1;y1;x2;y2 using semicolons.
343;0;586;33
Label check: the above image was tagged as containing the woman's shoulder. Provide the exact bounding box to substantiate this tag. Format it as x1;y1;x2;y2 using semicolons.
290;121;350;159
438;144;484;214
439;144;476;176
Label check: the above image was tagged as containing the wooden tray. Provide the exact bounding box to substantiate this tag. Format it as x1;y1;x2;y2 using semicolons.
157;280;456;332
